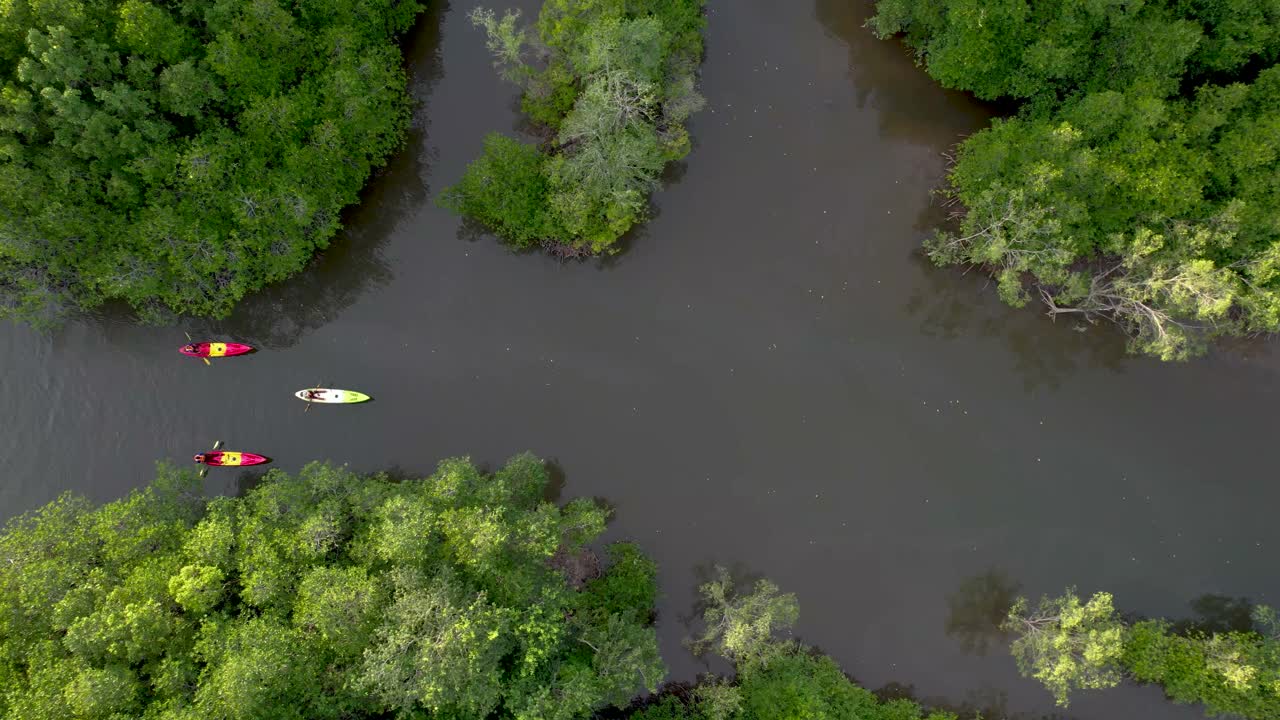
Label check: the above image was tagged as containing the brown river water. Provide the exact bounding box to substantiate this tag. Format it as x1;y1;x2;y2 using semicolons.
2;2;1278;717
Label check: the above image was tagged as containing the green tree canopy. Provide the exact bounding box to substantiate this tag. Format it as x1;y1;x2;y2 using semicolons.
1003;588;1126;706
925;70;1280;359
872;0;1280;358
440;0;706;254
1005;588;1280;718
0;0;423;325
869;0;1280;103
0;454;664;719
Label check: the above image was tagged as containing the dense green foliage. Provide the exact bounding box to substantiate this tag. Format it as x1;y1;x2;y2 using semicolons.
630;653;955;720
869;0;1280;104
1003;589;1126;705
1126;615;1280;720
870;0;1280;359
440;0;706;253
687;567;799;671
1006;588;1280;717
0;455;664;719
628;568;955;720
0;0;422;324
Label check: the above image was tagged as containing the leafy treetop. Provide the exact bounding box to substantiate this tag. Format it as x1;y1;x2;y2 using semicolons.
871;0;1280;359
1005;587;1280;718
0;0;422;325
440;0;706;253
0;454;664;719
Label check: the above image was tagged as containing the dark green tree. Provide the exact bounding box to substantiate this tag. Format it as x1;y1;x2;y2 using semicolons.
869;0;1280;103
439;132;564;247
0;0;424;325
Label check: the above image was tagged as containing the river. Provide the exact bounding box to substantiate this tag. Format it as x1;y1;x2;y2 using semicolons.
2;1;1278;718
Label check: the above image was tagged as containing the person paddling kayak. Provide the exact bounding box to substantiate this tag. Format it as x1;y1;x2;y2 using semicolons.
193;449;268;470
302;389;326;401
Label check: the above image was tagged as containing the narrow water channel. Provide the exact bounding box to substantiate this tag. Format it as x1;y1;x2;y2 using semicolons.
2;2;1277;717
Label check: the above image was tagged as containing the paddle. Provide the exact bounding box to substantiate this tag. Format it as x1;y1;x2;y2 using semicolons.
185;331;210;366
199;440;222;478
304;381;323;414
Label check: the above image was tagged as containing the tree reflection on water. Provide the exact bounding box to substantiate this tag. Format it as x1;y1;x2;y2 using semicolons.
944;568;1021;657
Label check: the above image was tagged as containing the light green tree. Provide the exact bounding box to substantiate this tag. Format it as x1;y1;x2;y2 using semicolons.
167;564;225;615
689;567;800;669
868;0;1280;102
469;7;537;83
1003;589;1126;706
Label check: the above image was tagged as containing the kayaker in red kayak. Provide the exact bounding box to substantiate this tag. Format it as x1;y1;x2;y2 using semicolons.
192;448;268;467
181;343;198;355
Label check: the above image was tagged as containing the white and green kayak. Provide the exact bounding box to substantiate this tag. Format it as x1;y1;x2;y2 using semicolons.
294;388;371;404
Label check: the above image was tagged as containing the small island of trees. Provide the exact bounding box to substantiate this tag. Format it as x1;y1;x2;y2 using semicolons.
440;0;707;255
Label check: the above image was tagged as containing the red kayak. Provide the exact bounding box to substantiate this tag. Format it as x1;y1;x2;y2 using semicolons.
194;451;269;467
179;342;253;358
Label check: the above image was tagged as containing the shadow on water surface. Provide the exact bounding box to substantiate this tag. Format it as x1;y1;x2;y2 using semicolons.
1169;594;1267;636
542;458;567;503
944;568;1021;657
877;680;1075;720
608;677;1059;720
900;200;1130;390
199;466;270;498
946;568;1272;654
812;0;995;147
235;468;270;496
605;158;692;261
901;246;1280;376
673;562;770;677
585;155;692;266
666;563;1067;720
901;253;1129;391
